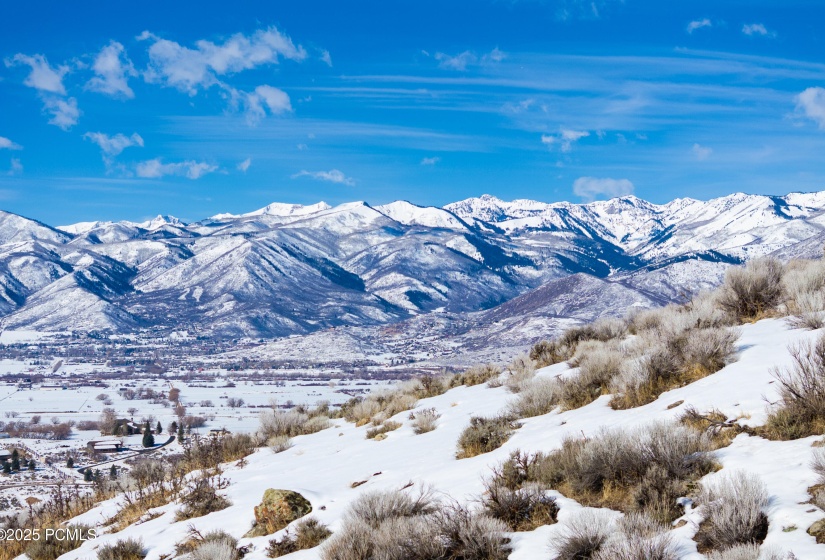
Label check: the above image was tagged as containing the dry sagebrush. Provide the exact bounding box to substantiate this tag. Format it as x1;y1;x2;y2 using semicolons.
321;488;510;560
695;472;770;552
765;332;825;439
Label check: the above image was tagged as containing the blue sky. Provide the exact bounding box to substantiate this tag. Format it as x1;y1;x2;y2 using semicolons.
2;1;825;224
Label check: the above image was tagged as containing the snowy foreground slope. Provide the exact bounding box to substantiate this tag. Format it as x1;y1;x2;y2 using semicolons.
56;319;825;559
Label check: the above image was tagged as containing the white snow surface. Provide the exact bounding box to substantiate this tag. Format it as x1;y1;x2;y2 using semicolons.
47;319;825;559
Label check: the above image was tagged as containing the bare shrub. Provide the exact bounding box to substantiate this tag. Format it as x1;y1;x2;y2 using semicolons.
457;415;520;459
320;519;374;560
481;480;558;530
267;517;332;557
24;524;94;560
507;377;561;418
784;259;825;329
452;364;502;387
705;544;787;560
507;422;712;523
530;339;568;368
175;529;239;560
190;541;239;560
411;408;441;434
97;538;146;560
366;420;401;439
717;257;784;321
346;488;438;529
591;512;677;560
766;333;825;439
560;342;624;409
258;407;330;441
341;386;421;426
434;503;511;560
322;500;510;560
490;449;548;490
268;435;293;453
175;475;231;521
502;353;536;391
552;509;613;560
611;324;738;410
695;472;770;551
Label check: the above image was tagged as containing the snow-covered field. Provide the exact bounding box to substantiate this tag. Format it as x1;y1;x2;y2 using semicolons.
39;318;825;559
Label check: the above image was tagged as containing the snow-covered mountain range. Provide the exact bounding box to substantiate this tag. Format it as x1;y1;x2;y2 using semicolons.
2;191;825;337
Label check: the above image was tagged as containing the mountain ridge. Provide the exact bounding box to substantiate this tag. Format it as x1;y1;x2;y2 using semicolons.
1;190;823;339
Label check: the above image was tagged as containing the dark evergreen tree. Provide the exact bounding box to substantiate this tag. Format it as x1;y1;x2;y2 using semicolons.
156;421;163;435
177;423;185;443
142;425;155;448
28;459;35;471
2;461;10;474
83;469;93;482
110;464;117;480
11;454;20;471
66;457;74;468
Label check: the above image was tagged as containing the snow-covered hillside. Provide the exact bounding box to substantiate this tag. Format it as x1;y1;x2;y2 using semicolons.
2;190;825;339
48;318;825;559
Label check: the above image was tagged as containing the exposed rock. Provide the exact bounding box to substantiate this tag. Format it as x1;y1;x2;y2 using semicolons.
244;489;311;537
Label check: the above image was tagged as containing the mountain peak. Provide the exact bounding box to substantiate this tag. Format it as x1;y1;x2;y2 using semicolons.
140;215;186;230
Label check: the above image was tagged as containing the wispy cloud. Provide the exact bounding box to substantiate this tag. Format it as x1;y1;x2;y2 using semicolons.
4;53;69;94
687;19;712;34
434;48;505;71
237;158;252;172
796;87;825;129
230;85;292;123
135;158;217;179
320;50;332;67
692;143;713;161
84;132;144;161
7;158;23;176
0;136;22;150
420;156;440;166
742;23;774;37
86;41;137;98
139;27;307;94
291;169;355;186
573;176;634;201
43;96;80;130
541;129;590;152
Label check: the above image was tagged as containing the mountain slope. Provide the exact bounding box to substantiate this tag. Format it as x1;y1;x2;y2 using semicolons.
1;190;825;338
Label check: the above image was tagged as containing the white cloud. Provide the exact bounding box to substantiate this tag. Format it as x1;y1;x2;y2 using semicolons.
796;87;825;129
42;96;80;130
742;23;774;37
541;129;590;152
7;158;23;176
291;169;355;186
434;48;505;71
420;156;440;166
237;158;252;172
0;136;22;150
135;158;217;179
84;132;144;160
141;26;307;94
687;19;712;34
226;84;293;124
573;176;634;201
435;51;477;71
86;41;137;98
692;143;712;161
5;53;69;94
320;50;332;67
